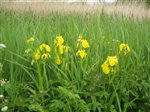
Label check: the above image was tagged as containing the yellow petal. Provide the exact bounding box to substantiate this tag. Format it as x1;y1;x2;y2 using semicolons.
119;43;130;56
39;44;46;51
101;63;110;75
27;37;35;43
76;50;80;57
34;52;41;60
41;53;50;59
108;56;118;66
56;56;62;65
119;44;125;52
55;36;64;46
126;45;130;52
82;40;89;48
45;45;51;52
79;50;87;59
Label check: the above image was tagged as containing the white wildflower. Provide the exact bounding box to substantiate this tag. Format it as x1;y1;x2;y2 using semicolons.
0;79;9;86
1;106;8;112
0;94;4;98
0;44;6;49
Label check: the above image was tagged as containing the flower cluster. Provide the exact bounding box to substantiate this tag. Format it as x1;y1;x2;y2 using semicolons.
54;36;69;65
26;36;130;75
119;43;130;56
26;37;51;63
34;43;51;61
0;94;8;112
101;43;130;75
0;79;9;86
76;35;90;59
101;56;118;74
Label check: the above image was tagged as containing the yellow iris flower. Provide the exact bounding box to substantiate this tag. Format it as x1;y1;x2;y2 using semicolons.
101;55;118;74
119;43;130;56
41;53;50;59
106;56;118;67
59;45;69;54
34;52;41;60
76;50;87;59
54;36;64;46
76;35;90;49
27;37;35;43
39;43;51;52
45;45;51;52
34;43;51;61
39;43;46;51
101;63;110;74
82;40;90;48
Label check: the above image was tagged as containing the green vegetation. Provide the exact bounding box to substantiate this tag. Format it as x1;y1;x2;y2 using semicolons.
0;9;150;112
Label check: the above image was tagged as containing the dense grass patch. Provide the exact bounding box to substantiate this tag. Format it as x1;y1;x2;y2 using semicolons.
0;9;150;112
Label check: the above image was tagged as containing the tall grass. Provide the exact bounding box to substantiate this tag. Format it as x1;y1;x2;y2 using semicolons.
0;9;150;111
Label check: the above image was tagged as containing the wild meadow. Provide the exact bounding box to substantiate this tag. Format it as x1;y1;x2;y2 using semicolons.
0;5;150;112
